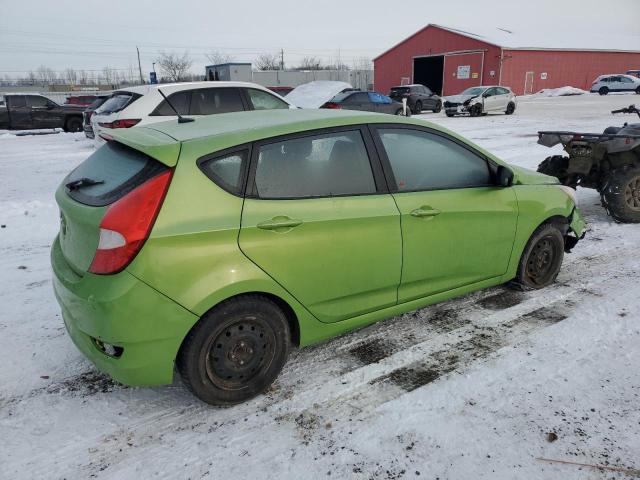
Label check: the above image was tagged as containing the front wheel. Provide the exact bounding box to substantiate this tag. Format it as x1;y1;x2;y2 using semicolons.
598;86;609;95
515;223;565;289
413;100;422;114
177;295;291;405
601;166;640;223
395;107;410;117
469;104;482;117
505;102;516;115
636;86;640;95
432;101;442;113
445;111;455;117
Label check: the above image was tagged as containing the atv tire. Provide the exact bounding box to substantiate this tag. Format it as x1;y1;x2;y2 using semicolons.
537;155;576;188
601;166;640;223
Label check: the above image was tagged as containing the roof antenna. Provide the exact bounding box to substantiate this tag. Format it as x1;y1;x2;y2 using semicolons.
158;88;194;123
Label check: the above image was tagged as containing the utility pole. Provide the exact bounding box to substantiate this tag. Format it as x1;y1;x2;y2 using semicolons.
280;49;284;71
136;46;144;84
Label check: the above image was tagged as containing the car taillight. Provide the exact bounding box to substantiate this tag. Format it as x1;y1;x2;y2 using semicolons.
321;102;342;109
98;119;141;129
88;170;173;275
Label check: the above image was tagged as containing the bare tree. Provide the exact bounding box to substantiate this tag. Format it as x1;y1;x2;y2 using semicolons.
102;66;116;86
206;51;235;65
255;53;281;71
156;51;193;82
352;57;373;71
64;68;77;85
27;71;37;85
296;56;323;70
36;65;57;84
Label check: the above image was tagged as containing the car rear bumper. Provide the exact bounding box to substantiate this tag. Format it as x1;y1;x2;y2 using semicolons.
51;235;197;386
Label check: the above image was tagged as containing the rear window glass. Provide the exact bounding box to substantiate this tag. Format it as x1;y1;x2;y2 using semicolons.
64;141;167;206
97;92;140;115
190;88;244;115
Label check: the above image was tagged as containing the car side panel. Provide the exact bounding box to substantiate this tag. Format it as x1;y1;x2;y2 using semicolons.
503;185;577;280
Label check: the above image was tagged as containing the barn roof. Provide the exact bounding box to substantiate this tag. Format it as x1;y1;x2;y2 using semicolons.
374;24;640;60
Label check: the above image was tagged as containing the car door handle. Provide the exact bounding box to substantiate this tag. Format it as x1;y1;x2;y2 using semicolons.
410;207;441;217
257;217;303;230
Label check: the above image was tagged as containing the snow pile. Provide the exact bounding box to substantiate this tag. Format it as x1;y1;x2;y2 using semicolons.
286;80;353;108
533;86;588;97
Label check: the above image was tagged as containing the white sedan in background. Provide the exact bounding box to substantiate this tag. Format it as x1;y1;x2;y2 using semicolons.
443;86;517;117
91;81;295;145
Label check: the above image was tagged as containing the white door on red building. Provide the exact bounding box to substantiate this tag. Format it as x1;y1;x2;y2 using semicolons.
524;72;535;95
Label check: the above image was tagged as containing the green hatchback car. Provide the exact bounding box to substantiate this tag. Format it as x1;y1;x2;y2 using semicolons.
52;109;585;405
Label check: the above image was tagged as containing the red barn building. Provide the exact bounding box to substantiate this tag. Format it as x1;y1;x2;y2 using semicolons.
374;24;640;96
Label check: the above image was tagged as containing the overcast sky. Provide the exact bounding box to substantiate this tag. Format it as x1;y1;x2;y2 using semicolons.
1;0;639;78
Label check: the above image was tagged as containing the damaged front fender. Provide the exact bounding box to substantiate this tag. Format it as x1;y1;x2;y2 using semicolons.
565;207;586;252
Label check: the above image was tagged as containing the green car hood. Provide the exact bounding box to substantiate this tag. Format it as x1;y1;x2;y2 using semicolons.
511;165;559;185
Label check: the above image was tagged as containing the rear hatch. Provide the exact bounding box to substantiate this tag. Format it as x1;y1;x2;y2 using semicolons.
92;91;142;140
56;131;177;276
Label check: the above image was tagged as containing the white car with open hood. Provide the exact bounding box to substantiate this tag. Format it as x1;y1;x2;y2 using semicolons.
91;81;295;145
444;86;517;117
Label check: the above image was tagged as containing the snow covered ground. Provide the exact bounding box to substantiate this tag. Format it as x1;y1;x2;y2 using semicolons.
1;93;639;480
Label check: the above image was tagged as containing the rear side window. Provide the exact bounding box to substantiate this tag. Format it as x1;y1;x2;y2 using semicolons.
97;92;141;115
151;90;191;116
253;130;376;199
198;150;248;195
64;142;167;206
27;96;53;107
8;96;26;108
190;88;244;115
378;128;491;192
245;89;289;110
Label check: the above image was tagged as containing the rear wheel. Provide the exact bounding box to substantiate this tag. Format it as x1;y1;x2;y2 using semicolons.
515;223;565;289
601;166;640;223
469;104;482;117
636;86;640;95
65;117;83;133
505;102;516;115
177;295;291;405
413;100;423;114
598;86;609;95
395;107;410;117
432;101;442;113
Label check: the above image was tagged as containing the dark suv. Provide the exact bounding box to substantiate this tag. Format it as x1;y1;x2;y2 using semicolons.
389;84;441;114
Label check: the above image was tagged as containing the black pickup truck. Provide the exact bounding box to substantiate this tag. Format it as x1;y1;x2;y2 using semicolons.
0;94;85;132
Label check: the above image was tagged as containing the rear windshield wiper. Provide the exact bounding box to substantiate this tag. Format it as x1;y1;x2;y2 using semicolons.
66;177;104;191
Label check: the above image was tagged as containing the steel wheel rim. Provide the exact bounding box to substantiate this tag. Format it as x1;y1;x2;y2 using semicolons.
205;318;276;391
624;175;640;211
525;235;561;286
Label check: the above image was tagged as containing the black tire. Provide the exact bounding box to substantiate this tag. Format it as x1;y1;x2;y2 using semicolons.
469;104;482;117
395;107;410;117
515;223;565;289
414;100;422;114
598;86;609;96
177;295;291;405
536;155;577;188
445;111;455;117
65;117;83;133
601;166;640;223
505;102;516;115
432;101;442;113
636;86;640;95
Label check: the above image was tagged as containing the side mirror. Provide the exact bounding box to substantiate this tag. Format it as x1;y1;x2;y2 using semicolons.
496;165;514;187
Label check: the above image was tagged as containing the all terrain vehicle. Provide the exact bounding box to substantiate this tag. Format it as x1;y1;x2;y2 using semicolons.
537;104;640;223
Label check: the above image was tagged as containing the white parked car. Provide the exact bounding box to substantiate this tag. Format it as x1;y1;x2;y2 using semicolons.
590;74;640;95
91;81;296;145
443;86;516;117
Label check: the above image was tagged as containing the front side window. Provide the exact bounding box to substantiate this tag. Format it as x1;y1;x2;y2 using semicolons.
483;88;497;97
246;89;289;110
190;88;244;115
199;150;247;195
378;128;491;192
27;96;52;107
254;130;376;199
